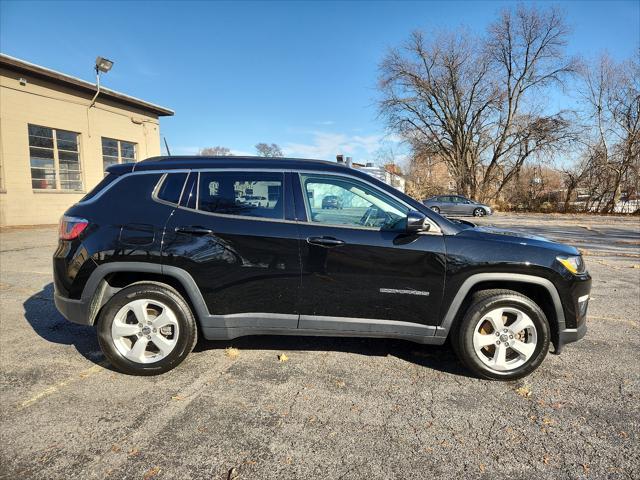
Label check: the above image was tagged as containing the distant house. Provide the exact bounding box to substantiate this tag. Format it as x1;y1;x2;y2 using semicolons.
357;163;406;193
0;54;174;226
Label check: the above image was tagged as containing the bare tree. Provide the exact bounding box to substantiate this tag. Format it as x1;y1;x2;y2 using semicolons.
577;53;639;212
255;143;283;157
378;5;577;201
404;150;453;200
561;159;590;212
199;146;233;156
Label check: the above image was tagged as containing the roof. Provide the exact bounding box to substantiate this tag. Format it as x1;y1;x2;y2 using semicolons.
0;53;174;116
130;155;343;172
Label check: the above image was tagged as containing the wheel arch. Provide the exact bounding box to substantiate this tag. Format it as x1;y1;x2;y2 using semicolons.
80;262;209;326
437;273;565;348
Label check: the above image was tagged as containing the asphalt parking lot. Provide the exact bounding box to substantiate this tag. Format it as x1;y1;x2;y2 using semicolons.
1;213;639;480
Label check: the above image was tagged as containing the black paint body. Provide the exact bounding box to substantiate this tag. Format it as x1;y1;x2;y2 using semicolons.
53;156;591;349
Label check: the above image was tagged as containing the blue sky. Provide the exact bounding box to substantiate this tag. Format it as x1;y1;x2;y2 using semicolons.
1;0;638;163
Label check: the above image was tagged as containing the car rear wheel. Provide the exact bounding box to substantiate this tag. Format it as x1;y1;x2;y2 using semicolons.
430;206;440;213
473;207;486;217
97;282;197;375
452;289;550;380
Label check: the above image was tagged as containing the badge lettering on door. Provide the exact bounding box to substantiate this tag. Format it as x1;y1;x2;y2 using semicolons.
379;288;430;296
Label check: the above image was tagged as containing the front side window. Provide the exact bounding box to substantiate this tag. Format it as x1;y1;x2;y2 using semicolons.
28;124;82;191
300;174;409;230
197;171;283;219
102;137;137;171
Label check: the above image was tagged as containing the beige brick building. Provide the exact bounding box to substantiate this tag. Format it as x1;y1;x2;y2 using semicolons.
0;54;173;226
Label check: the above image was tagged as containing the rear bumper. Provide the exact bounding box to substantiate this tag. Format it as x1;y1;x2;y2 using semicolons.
54;292;91;325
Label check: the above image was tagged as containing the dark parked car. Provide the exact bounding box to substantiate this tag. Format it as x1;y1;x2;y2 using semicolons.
54;156;590;380
423;195;492;217
321;195;343;209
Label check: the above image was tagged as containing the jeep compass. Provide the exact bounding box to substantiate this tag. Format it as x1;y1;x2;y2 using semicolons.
54;156;590;379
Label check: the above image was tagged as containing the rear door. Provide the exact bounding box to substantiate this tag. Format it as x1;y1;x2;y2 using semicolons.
437;196;452;215
448;196;466;215
162;170;301;330
294;171;446;327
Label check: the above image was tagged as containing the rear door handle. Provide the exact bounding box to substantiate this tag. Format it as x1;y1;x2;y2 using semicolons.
175;226;214;236
306;236;346;248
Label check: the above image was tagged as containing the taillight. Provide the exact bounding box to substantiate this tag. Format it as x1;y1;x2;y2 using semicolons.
59;215;89;240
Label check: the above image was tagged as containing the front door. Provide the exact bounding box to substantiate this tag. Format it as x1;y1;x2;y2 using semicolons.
162;170;301;329
294;172;446;328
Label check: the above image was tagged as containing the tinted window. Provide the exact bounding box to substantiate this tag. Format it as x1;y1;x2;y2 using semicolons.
301;174;408;230
197;172;283;219
157;173;187;204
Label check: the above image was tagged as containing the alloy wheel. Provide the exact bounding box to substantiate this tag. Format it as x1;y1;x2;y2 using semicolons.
474;208;486;217
472;307;538;372
111;299;180;364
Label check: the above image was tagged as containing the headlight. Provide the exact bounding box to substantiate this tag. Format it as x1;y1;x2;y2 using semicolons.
557;255;586;275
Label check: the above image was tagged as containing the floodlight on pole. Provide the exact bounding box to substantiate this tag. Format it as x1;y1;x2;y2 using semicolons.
95;56;114;74
89;56;114;109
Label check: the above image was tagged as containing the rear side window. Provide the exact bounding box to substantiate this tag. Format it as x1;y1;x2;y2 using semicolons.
197;171;283;219
156;173;188;205
80;173;118;202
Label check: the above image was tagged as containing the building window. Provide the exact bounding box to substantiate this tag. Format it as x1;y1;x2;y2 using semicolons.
102;137;136;171
28;124;82;191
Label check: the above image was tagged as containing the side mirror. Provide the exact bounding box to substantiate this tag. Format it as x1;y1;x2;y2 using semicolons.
406;210;429;233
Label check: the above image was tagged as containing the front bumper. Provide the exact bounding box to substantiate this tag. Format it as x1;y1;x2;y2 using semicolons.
54;292;91;325
554;290;590;353
556;321;587;353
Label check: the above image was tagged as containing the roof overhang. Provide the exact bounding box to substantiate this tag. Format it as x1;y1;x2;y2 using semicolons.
0;53;174;117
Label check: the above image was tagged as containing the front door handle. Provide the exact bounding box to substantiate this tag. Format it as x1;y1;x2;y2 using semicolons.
175;226;214;236
306;236;346;248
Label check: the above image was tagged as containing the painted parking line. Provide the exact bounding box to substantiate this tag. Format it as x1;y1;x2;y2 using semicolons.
18;361;109;409
590;315;638;327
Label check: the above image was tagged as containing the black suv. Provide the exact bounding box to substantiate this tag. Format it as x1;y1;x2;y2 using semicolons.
54;156;590;379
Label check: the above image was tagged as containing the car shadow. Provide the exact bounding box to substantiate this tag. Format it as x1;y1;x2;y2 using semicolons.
24;283;470;378
22;283;112;367
196;334;470;378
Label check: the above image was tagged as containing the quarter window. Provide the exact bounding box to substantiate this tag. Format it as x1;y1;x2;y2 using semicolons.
300;174;409;230
102;137;136;171
197;171;283;219
28;124;82;191
156;173;188;205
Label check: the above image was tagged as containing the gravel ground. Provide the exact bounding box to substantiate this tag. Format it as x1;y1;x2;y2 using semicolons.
0;214;639;480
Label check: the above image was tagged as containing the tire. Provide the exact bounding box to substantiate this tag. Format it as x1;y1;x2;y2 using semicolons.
473;207;486;217
430;206;440;213
97;282;198;375
451;289;550;380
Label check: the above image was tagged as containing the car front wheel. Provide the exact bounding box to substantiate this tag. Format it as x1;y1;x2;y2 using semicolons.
473;207;487;217
97;282;197;375
430;206;440;213
452;289;550;380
